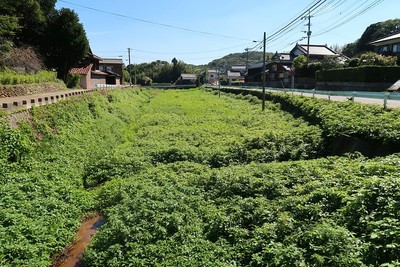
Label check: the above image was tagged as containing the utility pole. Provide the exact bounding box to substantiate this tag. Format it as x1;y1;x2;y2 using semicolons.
303;10;312;66
245;48;249;71
262;32;266;111
127;48;132;86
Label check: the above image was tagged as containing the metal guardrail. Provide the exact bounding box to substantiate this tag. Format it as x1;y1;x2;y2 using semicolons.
207;85;400;108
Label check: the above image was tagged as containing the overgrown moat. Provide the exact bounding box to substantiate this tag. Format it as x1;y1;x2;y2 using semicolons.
1;88;400;266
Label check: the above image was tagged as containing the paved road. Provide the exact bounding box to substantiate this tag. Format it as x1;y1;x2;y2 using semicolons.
231;87;400;109
294;93;400;108
292;91;400;108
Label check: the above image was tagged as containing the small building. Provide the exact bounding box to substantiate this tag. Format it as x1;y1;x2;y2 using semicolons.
227;65;246;85
69;48;126;89
207;69;219;85
175;74;197;85
370;33;400;57
69;63;108;89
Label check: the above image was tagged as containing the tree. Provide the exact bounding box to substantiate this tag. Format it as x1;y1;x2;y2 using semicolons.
292;55;307;70
0;15;20;62
42;8;89;79
342;42;358;58
0;0;47;46
321;56;345;70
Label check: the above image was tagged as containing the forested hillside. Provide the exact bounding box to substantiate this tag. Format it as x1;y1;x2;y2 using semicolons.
1;88;400;266
207;51;271;69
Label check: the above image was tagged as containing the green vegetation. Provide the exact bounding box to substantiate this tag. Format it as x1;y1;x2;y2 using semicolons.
0;69;58;85
263;92;400;145
1;1;88;80
217;88;400;146
129;58;201;86
343;18;400;57
1;88;400;266
316;66;400;83
0;89;149;266
207;51;271;69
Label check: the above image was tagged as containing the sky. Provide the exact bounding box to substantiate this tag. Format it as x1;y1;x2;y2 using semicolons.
55;0;399;66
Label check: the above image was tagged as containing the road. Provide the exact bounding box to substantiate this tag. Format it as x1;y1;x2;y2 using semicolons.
216;86;400;109
289;91;400;108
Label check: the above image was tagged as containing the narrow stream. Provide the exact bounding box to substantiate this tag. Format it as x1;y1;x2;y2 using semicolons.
52;215;105;267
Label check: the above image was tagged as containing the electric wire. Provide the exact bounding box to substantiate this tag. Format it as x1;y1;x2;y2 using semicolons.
58;0;385;63
313;0;384;37
58;0;254;42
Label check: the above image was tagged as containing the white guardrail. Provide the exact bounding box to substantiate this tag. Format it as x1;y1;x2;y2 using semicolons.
207;85;400;109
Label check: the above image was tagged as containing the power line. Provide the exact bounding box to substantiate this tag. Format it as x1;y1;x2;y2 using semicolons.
313;0;384;37
266;0;328;43
58;0;255;42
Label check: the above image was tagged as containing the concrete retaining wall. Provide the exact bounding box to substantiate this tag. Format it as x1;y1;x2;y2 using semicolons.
0;89;97;113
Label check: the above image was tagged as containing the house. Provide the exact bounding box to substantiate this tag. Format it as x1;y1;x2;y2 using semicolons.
369;33;400;57
290;43;339;61
99;58;124;85
69;47;126;89
227;65;246;85
207;69;219;85
175;74;197;85
69;48;108;89
245;60;291;87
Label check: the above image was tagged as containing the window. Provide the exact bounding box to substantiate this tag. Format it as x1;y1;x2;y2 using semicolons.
393;44;400;52
380;46;388;53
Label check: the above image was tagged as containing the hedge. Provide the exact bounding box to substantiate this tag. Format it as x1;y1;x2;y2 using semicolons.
316;66;400;83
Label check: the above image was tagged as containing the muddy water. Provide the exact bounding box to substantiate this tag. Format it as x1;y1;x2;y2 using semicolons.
53;215;105;267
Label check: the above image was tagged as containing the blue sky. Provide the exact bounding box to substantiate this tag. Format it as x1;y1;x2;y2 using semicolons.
55;0;399;66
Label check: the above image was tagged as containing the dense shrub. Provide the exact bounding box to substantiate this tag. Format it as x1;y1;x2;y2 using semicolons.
316;66;400;83
65;73;80;88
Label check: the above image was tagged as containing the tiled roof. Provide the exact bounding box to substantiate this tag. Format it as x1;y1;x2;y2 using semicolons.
370;33;400;45
100;58;124;65
105;70;121;77
227;71;242;77
69;64;93;75
181;74;197;80
295;44;338;56
248;62;266;69
91;70;108;76
231;65;246;71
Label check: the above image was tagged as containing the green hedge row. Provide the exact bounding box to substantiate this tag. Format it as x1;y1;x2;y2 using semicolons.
316;66;400;83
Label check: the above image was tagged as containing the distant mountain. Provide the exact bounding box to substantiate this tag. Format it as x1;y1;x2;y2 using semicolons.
207;51;273;68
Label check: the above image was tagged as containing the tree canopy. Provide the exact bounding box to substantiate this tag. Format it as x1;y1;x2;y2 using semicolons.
0;0;89;80
42;8;89;79
208;51;269;69
126;59;201;85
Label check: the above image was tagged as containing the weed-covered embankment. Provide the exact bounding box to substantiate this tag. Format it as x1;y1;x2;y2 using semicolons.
0;88;148;266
